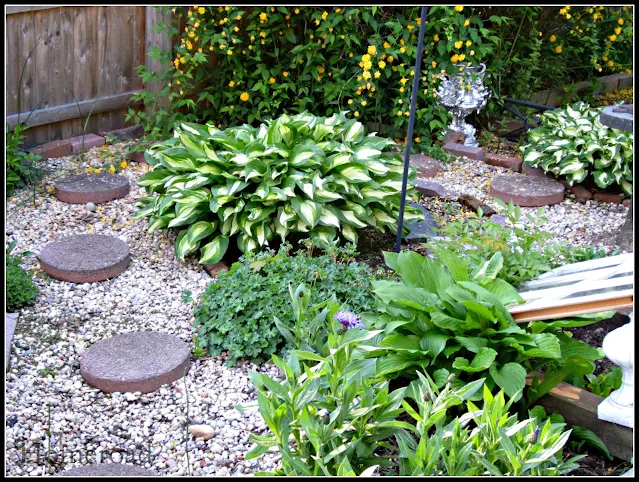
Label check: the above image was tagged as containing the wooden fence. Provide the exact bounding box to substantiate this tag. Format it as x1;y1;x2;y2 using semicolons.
5;6;172;147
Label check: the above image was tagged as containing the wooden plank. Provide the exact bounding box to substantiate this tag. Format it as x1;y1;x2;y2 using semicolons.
521;263;632;290
95;6;111;134
526;376;633;461
512;295;634;323
6;12;22;114
6;6;60;15
519;275;635;302
18;10;37;113
6;91;144;129
145;6;173;110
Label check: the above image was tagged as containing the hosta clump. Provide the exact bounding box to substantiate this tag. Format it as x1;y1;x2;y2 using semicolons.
192;245;379;364
135;111;423;264
520;102;633;194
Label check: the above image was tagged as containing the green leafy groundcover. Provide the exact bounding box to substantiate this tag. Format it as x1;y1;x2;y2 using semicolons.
135;111;423;264
520;102;633;194
193;246;380;364
6;241;39;312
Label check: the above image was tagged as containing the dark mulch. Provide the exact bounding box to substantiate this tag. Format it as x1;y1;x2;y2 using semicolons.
565;446;632;476
565;311;630;376
479;136;522;158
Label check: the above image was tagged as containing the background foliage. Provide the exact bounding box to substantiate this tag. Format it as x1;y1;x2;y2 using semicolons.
6;241;39;313
130;5;633;148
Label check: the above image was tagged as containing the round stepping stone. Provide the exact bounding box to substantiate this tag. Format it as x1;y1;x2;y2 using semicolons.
39;234;130;283
80;332;191;393
410;154;441;178
55;173;129;204
490;174;564;207
59;463;156;476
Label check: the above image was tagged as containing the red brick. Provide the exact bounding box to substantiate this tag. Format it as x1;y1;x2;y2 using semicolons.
68;133;106;153
484;153;522;172
128;151;147;164
594;192;624;204
442;143;485;161
444;130;467;145
458;194;496;216
410;154;440;178
203;261;228;278
622;198;631;208
570;184;593;201
521;163;553;178
29;139;73;159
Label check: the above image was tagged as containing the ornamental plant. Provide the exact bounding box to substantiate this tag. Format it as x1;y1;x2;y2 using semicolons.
365;250;605;403
135;111;423;264
192;244;380;364
6;241;39;312
520;102;633;194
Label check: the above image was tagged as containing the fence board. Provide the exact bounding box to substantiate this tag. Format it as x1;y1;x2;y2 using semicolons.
6;6;154;146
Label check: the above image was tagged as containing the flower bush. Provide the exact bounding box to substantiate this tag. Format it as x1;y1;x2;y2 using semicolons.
130;6;632;149
135;111;423;264
520;102;633;194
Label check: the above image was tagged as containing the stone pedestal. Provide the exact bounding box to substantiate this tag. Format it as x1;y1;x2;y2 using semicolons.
598;312;634;428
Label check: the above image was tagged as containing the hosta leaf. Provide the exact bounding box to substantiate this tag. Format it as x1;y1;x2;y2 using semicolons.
199;235;229;264
290;198;321;227
186;220;217;244
336;163;372;183
453;347;497;373
488;362;527;399
168;204;204;228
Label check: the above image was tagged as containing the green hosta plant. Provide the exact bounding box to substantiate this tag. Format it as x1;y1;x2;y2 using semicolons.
520;101;633;194
135;111;423;264
365;250;606;404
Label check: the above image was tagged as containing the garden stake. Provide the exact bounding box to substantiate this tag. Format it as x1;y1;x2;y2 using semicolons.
395;5;429;252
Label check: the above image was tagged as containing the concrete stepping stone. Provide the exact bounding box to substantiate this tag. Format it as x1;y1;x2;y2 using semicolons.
490;173;564;207
59;463;156;476
415;179;450;198
80;332;191;393
404;202;438;243
410;154;441;178
55;173;129;204
39;234;130;283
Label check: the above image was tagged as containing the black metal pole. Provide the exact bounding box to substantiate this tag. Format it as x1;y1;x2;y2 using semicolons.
395;6;429;252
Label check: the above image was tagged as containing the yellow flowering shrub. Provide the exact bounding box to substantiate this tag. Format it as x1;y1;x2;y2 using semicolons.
130;6;632;150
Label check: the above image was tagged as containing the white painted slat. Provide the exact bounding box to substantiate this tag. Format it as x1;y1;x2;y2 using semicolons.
533;253;633;280
519;275;635;302
522;262;632;290
509;288;634;314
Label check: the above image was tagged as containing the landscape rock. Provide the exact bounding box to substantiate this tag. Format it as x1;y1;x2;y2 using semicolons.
442;143;485;161
189;424;216;440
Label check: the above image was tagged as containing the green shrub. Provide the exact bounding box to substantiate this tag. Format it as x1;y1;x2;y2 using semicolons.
6;241;38;312
520;102;633;194
135;111;423;264
192;244;379;364
6;124;44;197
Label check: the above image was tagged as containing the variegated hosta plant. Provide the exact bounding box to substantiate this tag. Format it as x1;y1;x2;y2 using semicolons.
520;102;633;195
135;111;423;264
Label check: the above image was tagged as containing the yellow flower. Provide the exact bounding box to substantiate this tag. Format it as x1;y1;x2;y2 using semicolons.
283;71;289;77
240;92;249;101
294;8;300;14
179;90;184;95
87;167;93;173
458;54;466;61
550;35;556;42
399;87;404;92
618;18;624;25
470;50;475;56
348;99;353;105
555;45;562;53
180;57;186;64
415;137;421;143
259;12;268;21
400;77;408;85
451;54;460;63
608;60;614;67
94;169;101;174
260;32;266;38
407;25;415;31
378;60;386;69
454;6;464;12
269;77;276;84
362;71;372;80
615;27;622;35
455;40;463;49
398;99;403;104
466;40;472;47
609;34;617;41
335;8;341;13
198;7;204;14
387;56;394;62
383;41;391;49
374;71;381;79
322;11;328;21
120;161;127;169
318;66;326;74
433;34;439;41
354;111;359;117
362;54;371;62
361;100;367;106
464;19;470;26
566;14;571;19
188;31;195;38
399;46;406;53
559;8;566;15
108;165;116;174
368;45;377;56
397;111;403;116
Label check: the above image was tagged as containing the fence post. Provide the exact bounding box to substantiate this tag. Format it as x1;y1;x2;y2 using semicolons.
144;6;173;112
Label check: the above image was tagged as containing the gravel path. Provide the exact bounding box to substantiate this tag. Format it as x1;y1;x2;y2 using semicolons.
6;143;279;476
424;156;629;250
5;144;630;476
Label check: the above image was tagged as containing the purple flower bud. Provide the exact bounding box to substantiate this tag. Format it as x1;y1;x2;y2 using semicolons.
334;311;363;330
